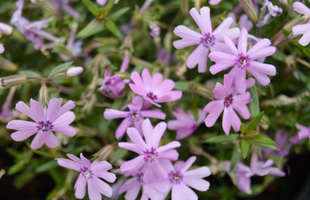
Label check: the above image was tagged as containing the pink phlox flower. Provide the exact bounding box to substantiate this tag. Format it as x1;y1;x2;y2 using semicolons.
173;6;240;73
292;2;310;46
204;74;253;135
104;96;166;139
118;119;181;184
262;131;291;157
291;123;310;144
98;67;126;99
209;28;276;94
0;87;19;121
56;153;116;200
228;13;253;32
257;1;283;27
129;68;182;107
6;98;76;149
168;107;206;140
226;153;285;194
159;156;211;200
11;0;59;50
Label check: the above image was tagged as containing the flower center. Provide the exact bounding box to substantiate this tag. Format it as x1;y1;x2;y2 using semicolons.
36;121;54;132
129;110;141;122
106;77;115;85
236;53;250;68
143;147;158;162
136;172;144;183
80;166;93;179
146;92;158;101
201;33;215;48
224;94;233;108
169;170;183;184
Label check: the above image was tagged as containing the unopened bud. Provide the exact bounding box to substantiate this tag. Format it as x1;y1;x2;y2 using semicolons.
66;66;84;77
0;56;18;71
0;75;28;88
240;0;258;24
121;35;133;51
39;83;49;106
93;145;114;161
0;22;13;35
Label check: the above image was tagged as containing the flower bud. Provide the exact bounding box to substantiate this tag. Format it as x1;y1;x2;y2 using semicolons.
0;22;13;35
240;0;258;24
0;75;28;88
121;35;133;51
39;83;49;106
93;145;114;161
149;23;160;37
0;56;18;71
66;66;84;77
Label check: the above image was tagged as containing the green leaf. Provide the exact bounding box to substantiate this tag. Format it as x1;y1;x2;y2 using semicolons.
249;134;276;145
109;7;130;21
247;111;264;131
240;123;247;135
282;29;291;37
244;130;260;139
19;70;41;78
241;139;250;159
49;61;73;76
35;160;58;173
105;19;122;39
76;19;104;39
248;85;260;118
248;141;278;150
8;161;26;175
174;82;188;91
205;134;239;143
98;0;116;19
82;0;99;16
230;148;240;172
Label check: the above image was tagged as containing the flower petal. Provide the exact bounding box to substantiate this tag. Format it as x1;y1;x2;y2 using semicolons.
44;131;59;148
186;44;209;73
115;118;133;140
189;7;211;35
203;100;224;127
222;107;241;135
293;2;310;16
53;111;75;126
238;28;248;54
173;25;202;49
30;130;45;149
74;174;87;199
56;158;81;171
92;176;113;197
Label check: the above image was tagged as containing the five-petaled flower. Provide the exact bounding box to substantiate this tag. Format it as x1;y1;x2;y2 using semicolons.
173;6;240;73
7;98;76;149
292;2;310;46
56;153;116;200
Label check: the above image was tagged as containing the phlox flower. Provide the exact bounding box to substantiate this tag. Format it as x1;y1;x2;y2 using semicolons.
173;6;240;73
209;28;276;93
226;153;285;194
168;107;206;140
0;44;4;54
6;98;76;149
118;119;181;183
292;2;310;46
159;156;211;200
104;96;166;139
291;123;310;144
227;13;253;32
203;74;253;135
98;67;125;99
56;153;116;200
262;131;291;157
129;68;182;107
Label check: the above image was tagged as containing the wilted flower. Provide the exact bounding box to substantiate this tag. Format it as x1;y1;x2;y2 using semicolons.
118;119;181;183
6;98;76;149
209;28;276;94
56;153;116;199
98;67;125;99
173;6;240;73
204;74;253;135
168;107;206;140
292;2;310;46
129;68;182;107
104;96;166;139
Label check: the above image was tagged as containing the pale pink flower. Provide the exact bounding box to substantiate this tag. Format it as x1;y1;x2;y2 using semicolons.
209;28;276;94
56;153;116;200
203;74;253;135
160;156;211;200
0;22;13;35
292;2;310;46
173;6;240;73
67;66;84;77
228;13;253;32
291;123;310;144
6;98;76;149
118;119;181;183
0;43;4;54
168;107;206;140
150;23;160;37
129;68;182;107
104;96;166;139
226;153;285;194
98;67;125;99
97;0;120;6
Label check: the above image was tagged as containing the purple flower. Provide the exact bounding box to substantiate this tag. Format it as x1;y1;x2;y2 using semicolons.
292;2;310;46
291;123;310;143
262;131;291;157
168;107;206;140
160;156;211;200
226;153;285;194
118;119;181;183
228;13;253;32
209;28;276;94
203;74;253;135
98;67;125;99
6;98;76;149
56;153;116;199
149;23;160;37
11;0;59;50
257;1;283;27
104;96;166;139
129;68;182;107
173;6;240;73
